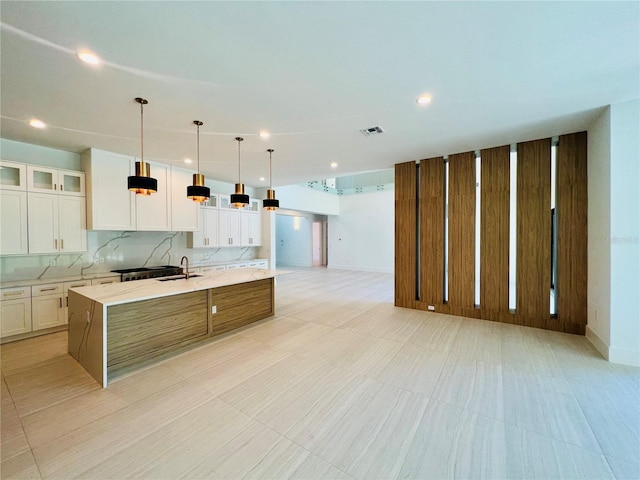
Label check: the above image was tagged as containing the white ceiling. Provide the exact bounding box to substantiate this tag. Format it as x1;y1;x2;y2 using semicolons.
1;1;638;187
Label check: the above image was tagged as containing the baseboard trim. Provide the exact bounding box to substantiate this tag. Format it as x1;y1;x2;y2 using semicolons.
585;326;609;361
327;264;393;274
609;346;640;367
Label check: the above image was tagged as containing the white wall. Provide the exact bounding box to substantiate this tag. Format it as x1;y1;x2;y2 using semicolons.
587;99;640;367
328;190;394;273
587;107;612;354
277;185;339;215
609;99;640;366
275;213;314;267
1;138;81;170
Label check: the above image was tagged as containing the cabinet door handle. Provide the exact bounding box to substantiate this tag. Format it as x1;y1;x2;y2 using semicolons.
61;239;64;250
40;287;57;292
66;296;69;307
59;297;63;308
60;184;64;191
3;291;22;297
54;239;58;249
54;184;57;190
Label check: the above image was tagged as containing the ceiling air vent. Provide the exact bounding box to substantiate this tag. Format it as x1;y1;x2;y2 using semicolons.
360;126;385;136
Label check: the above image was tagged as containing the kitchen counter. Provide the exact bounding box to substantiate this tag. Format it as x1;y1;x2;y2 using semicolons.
70;267;279;306
68;268;284;387
0;272;121;289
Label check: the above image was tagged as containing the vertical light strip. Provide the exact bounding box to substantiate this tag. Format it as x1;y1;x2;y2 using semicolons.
444;158;449;303
475;152;481;307
550;140;558;315
416;162;421;301
508;147;517;311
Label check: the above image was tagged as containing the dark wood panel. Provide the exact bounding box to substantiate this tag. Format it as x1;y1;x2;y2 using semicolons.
210;278;274;336
107;291;209;371
556;131;587;333
480;145;510;316
419;157;445;306
516;138;551;327
395;161;417;308
448;151;476;309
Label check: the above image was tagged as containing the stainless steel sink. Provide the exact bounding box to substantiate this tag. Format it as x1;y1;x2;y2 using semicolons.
157;274;203;282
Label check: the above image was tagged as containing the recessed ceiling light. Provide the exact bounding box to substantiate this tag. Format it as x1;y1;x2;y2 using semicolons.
416;94;432;105
29;118;46;129
330;162;338;169
76;50;101;65
184;158;192;164
259;176;265;182
259;131;270;139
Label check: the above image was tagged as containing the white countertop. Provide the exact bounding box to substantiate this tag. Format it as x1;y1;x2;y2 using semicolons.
70;268;283;306
1;273;121;289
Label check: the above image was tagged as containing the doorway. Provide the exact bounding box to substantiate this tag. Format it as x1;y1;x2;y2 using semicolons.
312;220;327;266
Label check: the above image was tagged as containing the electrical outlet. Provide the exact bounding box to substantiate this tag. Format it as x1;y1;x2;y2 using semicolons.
49;259;56;266
85;311;91;323
427;305;436;311
211;305;217;314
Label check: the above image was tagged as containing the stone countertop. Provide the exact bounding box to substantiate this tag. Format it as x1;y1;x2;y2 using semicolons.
1;273;121;290
69;268;284;307
0;259;269;290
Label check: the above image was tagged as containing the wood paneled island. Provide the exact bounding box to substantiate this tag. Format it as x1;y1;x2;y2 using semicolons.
68;268;279;387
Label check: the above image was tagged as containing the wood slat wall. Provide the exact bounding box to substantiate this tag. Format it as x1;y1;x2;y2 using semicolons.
556;132;588;335
394;161;417;308
516;138;551;328
480;145;511;318
419;157;445;306
394;131;587;335
447;152;476;309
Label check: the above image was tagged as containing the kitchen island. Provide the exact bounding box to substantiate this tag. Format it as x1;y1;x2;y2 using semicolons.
68;268;280;387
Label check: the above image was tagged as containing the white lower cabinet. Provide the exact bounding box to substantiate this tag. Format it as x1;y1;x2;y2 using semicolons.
63;280;91;322
31;283;65;331
248;260;269;269
0;287;32;337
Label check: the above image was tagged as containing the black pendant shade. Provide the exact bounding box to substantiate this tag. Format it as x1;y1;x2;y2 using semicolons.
128;97;157;195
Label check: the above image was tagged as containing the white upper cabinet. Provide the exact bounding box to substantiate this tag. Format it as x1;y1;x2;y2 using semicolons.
219;209;241;247
136;161;171;231
240;209;262;247
0;161;27;191
27;165;85;196
82;149;136;230
27;193;86;254
188;206;219;248
0;190;28;255
170;166;199;232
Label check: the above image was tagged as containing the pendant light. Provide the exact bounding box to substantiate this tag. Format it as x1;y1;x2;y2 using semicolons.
230;136;249;208
128;97;157;196
187;120;211;203
263;149;279;211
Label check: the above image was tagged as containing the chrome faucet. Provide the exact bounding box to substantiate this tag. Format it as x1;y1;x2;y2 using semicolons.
181;256;190;279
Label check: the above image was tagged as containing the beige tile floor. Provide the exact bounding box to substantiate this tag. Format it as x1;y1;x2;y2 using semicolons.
1;267;639;479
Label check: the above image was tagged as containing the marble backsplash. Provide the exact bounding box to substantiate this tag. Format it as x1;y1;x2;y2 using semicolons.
0;231;258;282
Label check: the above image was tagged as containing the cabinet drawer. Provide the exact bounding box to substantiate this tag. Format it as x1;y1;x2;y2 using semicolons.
1;286;31;300
64;280;91;292
32;283;64;297
92;277;120;285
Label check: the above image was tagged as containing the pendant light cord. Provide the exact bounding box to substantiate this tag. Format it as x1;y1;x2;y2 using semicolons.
196;123;200;174
268;149;274;190
235;137;244;184
140;101;144;162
